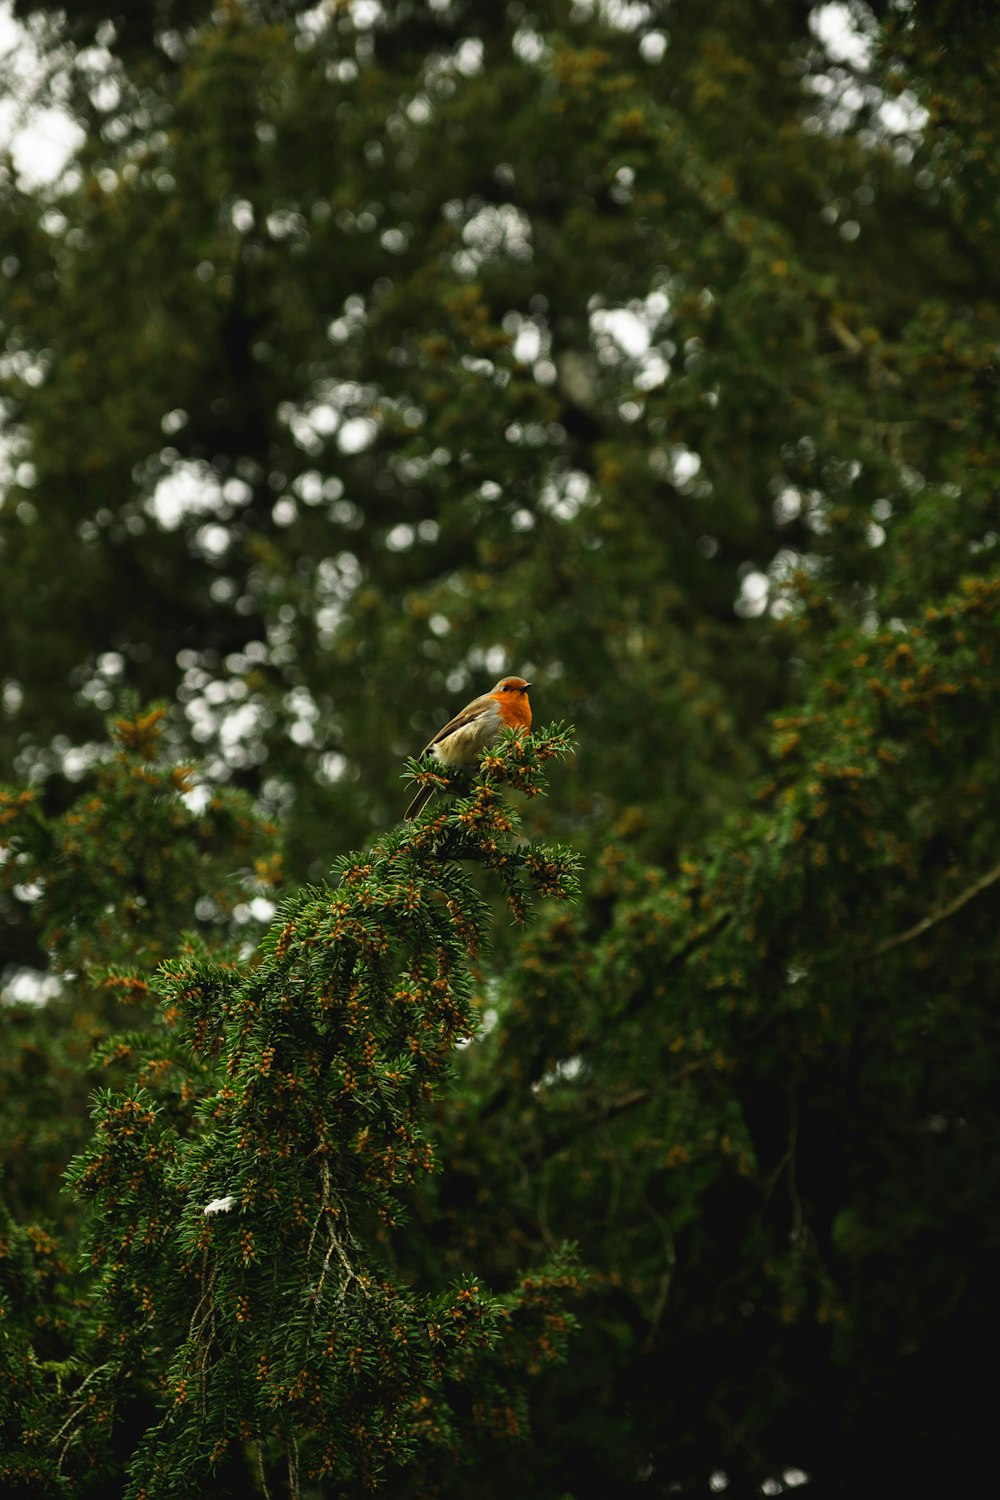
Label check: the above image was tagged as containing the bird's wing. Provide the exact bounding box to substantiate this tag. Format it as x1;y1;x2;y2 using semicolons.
418;693;494;757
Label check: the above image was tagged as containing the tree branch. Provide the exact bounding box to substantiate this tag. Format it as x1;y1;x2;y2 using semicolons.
861;858;1000;962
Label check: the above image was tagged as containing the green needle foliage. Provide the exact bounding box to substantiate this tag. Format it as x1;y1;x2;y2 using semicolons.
0;705;282;1227
5;720;580;1497
428;577;1000;1496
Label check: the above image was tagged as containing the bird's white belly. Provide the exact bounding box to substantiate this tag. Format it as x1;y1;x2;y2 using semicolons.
432;713;501;768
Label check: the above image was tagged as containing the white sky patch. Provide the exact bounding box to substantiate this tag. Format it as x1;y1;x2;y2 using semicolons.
671;447;701;485
62;743;104;780
315;550;362;645
318;750;348;784
0;6;20;52
572;0;655;29
603;0;654;27
295;2;334;43
513;323;541;363
147;461;225;529
285;683;320;747
0;3;85;187
194;522;230;559
181;783;213;815
233;895;277;926
589;290;672;389
534;1054;587;1090
808;3;928;140
453;37;484;76
218;700;265;750
482;644;507;676
7;106;84;186
592;307;651;359
640;31;667;63
635;353;669;390
511;27;545;65
538;468;592;522
279;377;381;457
735;569;770;619
347;0;382;28
457;202;533;271
3;968;62;1006
774;487;802;524
184;686;271;774
810;2;872;68
338;416;378;453
878;93;929;136
309;402;339;436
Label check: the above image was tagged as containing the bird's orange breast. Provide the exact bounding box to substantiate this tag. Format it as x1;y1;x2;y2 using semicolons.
495;692;532;732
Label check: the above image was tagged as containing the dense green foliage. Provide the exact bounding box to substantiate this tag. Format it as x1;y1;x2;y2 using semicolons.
2;0;999;1494
2;716;581;1494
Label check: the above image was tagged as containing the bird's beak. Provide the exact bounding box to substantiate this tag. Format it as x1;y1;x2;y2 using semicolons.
523;682;532;691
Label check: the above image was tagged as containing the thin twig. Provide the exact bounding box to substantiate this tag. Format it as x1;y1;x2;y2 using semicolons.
828;314;903;387
287;1436;301;1500
307;1157;332;1261
48;1361;115;1450
256;1441;272;1500
535;1059;716;1162
537;1160;557;1252
640;1194;677;1349
785;1091;804;1253
861;858;1000;962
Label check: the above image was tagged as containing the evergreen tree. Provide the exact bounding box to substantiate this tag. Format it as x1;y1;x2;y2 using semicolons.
2;711;581;1495
2;0;1000;1494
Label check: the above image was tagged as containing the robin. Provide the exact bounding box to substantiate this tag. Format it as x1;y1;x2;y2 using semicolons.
404;676;532;820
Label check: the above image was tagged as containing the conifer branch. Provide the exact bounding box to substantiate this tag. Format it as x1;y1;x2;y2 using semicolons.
45;720;581;1494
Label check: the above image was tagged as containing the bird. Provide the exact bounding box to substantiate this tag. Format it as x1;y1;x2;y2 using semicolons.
404;676;532;820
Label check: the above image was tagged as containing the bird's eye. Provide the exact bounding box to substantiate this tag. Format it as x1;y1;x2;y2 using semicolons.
501;684;510;691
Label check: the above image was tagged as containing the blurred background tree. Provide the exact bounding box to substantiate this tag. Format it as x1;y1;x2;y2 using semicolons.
1;0;998;1494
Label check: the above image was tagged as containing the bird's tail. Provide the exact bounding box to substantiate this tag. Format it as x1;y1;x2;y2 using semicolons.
404;782;435;821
